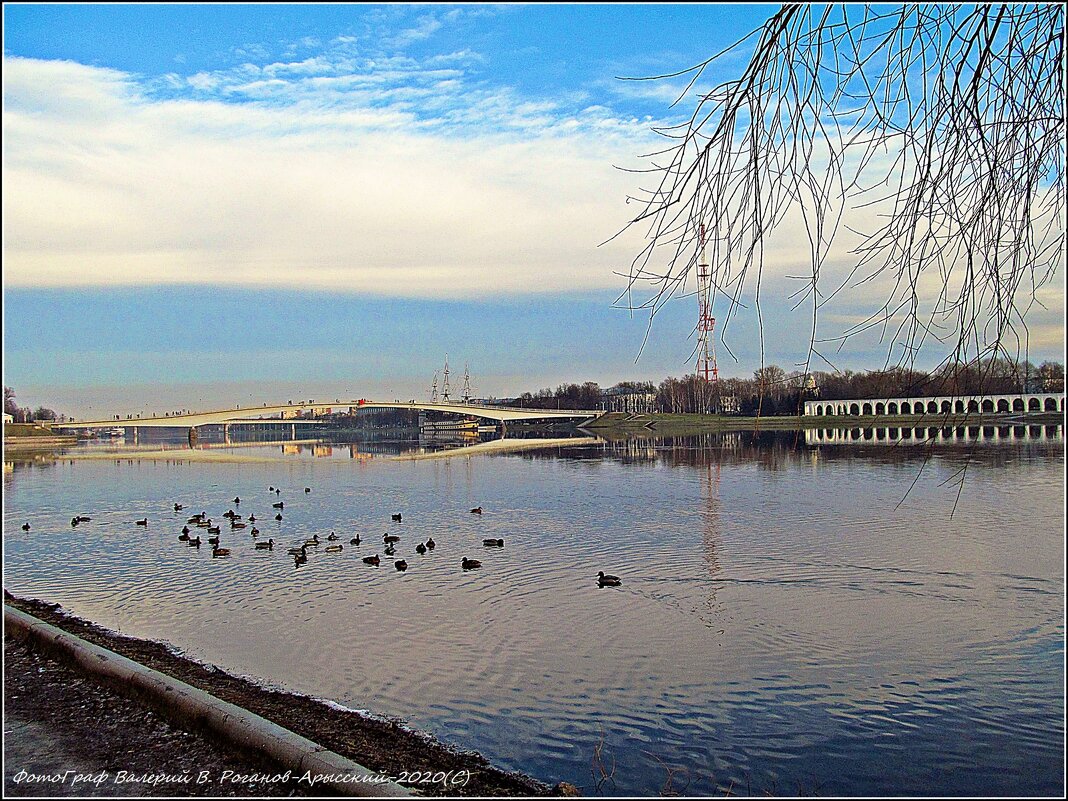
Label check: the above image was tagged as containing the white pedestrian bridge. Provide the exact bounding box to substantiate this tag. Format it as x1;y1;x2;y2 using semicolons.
53;400;603;430
804;392;1064;417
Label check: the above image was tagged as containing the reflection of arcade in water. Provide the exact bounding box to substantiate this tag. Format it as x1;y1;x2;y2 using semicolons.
806;424;1063;447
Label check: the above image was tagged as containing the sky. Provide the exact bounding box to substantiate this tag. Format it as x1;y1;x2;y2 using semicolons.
3;3;1064;418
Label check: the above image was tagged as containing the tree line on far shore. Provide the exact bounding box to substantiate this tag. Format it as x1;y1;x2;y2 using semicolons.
501;359;1066;415
4;387;59;423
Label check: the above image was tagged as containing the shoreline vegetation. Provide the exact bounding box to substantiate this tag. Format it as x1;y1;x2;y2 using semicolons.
2;593;565;797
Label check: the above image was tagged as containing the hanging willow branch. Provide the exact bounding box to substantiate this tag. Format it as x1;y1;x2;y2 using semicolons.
614;3;1064;379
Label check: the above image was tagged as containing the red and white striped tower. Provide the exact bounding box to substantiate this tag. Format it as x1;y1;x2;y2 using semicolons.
696;224;719;385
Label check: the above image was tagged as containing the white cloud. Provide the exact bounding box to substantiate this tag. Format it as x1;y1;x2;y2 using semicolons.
2;56;652;298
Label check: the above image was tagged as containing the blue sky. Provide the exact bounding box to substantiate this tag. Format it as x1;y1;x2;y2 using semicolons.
3;3;1063;416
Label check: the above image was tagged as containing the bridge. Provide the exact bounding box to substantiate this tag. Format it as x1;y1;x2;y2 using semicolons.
53;400;603;430
804;392;1064;417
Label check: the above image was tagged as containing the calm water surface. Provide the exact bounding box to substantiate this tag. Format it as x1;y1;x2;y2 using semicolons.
4;428;1064;796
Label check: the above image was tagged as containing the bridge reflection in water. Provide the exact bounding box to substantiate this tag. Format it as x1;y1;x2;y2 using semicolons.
806;424;1063;446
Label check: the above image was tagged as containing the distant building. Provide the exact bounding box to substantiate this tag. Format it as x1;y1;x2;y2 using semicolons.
3;412;13;424
603;386;658;414
715;395;741;415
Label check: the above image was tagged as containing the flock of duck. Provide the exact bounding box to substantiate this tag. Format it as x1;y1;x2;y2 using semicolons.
40;487;622;586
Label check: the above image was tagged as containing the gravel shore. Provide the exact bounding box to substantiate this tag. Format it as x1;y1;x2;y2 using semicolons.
3;594;563;798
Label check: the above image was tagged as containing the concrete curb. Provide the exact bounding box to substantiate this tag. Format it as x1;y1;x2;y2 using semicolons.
4;605;412;797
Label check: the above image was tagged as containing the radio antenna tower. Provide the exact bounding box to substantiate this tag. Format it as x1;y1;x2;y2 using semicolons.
430;371;439;403
441;354;451;402
461;363;472;403
696;223;718;387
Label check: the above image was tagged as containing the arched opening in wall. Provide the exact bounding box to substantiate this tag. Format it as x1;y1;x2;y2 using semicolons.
849;403;859;415
955;400;965;413
1046;425;1059;437
902;428;912;439
888;427;899;440
998;426;1010;438
901;402;911;414
1029;398;1041;411
927;427;939;439
863;403;873;415
1045;398;1058;411
968;400;980;413
997;399;1010;412
875;428;885;440
968;425;980;438
1030;425;1041;437
1013;398;1025;411
982;399;994;413
983;426;995;438
927;401;938;413
941;401;952;413
863;428;874;440
1014;426;1026;438
850;428;862;441
888;402;898;414
875;403;885;415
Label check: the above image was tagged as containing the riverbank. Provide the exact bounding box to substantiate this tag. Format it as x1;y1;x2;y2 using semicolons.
2;594;563;798
583;410;1067;437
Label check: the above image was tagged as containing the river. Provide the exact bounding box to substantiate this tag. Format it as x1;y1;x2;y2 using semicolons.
3;426;1063;796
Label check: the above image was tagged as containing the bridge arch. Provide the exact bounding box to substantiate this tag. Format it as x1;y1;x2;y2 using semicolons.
850;403;860;415
888;402;898;414
1046;397;1058;411
875;403;885;415
862;402;873;415
997;399;1010;412
927;401;938;413
1029;397;1041;411
982;399;994;413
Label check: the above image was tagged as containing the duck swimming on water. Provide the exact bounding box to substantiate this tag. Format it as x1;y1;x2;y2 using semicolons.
482;538;504;547
362;554;380;566
597;571;621;586
461;557;481;570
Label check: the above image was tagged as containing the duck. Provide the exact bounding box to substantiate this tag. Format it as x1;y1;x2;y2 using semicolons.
294;551;307;566
327;532;339;541
269;486;274;492
77;516;91;523
324;544;343;553
208;535;220;546
181;525;190;535
350;534;361;545
206;525;221;534
272;501;284;509
383;533;400;544
391;513;402;522
136;518;148;526
362;554;380;566
255;539;274;551
304;535;320;547
223;510;237;519
394;560;408;571
275;513;283;521
248;514;256;522
250;527;260;537
188;536;201;548
426;538;436;550
482;538;505;547
384;543;396;556
187;515;204;524
196;518;212;528
286;544;307;556
304;487;311;493
233;497;241;504
178;532;190;542
173;503;183;511
597;571;621;586
470;506;483;515
71;517;80;527
461;557;481;570
415;542;427;555
211;546;231;558
275;488;281;495
231;521;247;529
